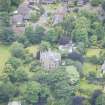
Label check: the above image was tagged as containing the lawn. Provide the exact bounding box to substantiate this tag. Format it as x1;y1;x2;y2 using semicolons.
79;79;102;97
0;45;10;73
86;48;102;57
83;63;98;74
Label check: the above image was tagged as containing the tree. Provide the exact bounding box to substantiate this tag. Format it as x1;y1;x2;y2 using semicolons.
11;42;26;59
0;28;16;44
6;57;22;70
66;66;80;85
0;81;16;103
25;26;45;44
61;14;75;37
18;35;30;47
0;0;11;12
91;22;105;41
23;81;49;105
8;66;28;83
44;28;59;43
11;0;21;7
0;12;10;27
30;11;40;22
96;94;105;105
72;96;84;105
39;41;51;51
91;90;102;105
90;35;97;46
72;17;90;45
35;67;80;105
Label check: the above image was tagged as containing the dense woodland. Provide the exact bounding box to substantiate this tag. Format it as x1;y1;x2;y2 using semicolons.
0;0;105;105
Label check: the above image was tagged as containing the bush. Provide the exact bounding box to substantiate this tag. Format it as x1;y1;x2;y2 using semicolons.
11;42;26;59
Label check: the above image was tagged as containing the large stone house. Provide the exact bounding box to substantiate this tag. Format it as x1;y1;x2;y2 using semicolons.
40;50;61;70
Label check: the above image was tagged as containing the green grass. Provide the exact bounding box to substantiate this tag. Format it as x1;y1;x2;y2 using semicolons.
80;80;101;90
79;79;102;97
0;45;10;73
83;63;98;74
86;48;102;57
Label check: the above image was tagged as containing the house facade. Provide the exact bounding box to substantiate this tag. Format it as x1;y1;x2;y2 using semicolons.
40;50;61;70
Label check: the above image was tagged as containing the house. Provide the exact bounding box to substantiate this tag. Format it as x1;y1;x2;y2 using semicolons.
101;61;105;73
8;101;21;105
11;14;25;34
12;14;24;26
40;50;61;70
